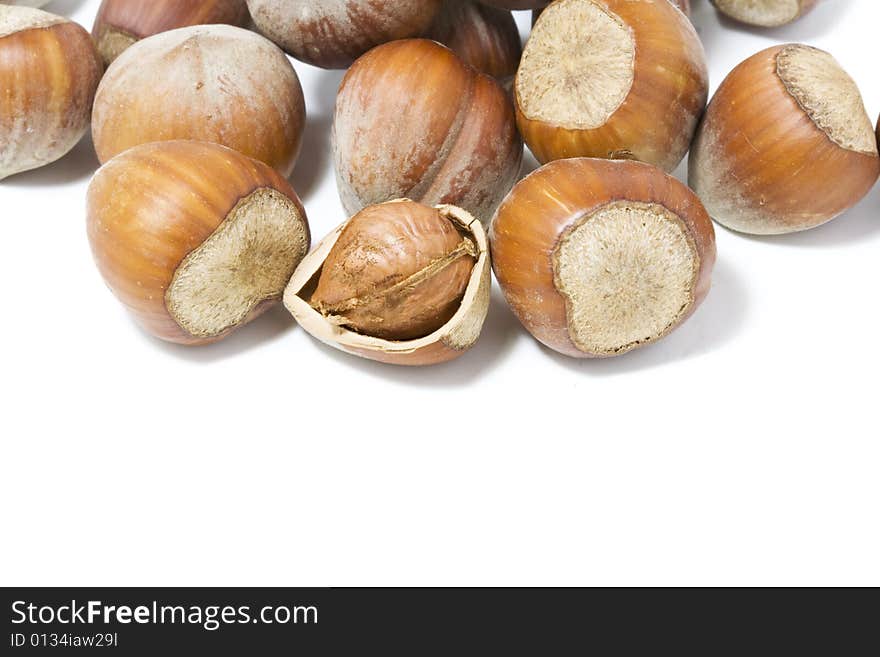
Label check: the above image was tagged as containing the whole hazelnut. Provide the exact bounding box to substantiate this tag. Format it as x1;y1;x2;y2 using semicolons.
689;44;879;235
0;7;102;180
92;25;306;177
333;39;523;224
491;158;716;358
92;0;251;66
246;0;443;69
87;141;311;345
711;0;816;27
515;0;707;172
285;200;491;366
427;0;522;83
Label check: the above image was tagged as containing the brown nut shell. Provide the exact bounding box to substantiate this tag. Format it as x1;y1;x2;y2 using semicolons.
0;7;103;180
515;0;707;172
92;24;305;177
427;0;522;82
689;44;880;235
333;39;523;224
246;0;443;69
285;200;491;366
87;141;310;346
490;158;716;358
711;0;816;27
92;0;250;66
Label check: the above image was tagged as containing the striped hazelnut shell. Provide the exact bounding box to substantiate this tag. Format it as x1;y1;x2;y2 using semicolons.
689;44;880;235
87;141;310;346
333;39;523;224
427;0;522;83
0;7;103;180
515;0;707;172
490;158;716;358
246;0;443;69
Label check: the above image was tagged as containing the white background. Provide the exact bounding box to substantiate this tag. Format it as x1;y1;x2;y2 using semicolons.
2;0;877;587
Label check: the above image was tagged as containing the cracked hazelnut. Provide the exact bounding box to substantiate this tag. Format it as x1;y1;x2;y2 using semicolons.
87;141;310;346
285;200;491;366
491;158;716;358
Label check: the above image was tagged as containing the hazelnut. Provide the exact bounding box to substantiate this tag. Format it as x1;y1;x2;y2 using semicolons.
246;0;443;69
87;141;311;346
515;0;708;172
92;25;305;177
285;200;491;366
0;7;102;180
711;0;816;27
333;39;523;224
689;45;880;235
491;158;716;358
92;0;251;66
427;0;522;83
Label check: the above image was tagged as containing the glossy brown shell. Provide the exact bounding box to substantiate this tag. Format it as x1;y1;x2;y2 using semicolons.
0;11;102;180
427;0;522;81
689;45;880;235
86;141;308;346
333;39;523;224
516;0;707;172
490;158;716;358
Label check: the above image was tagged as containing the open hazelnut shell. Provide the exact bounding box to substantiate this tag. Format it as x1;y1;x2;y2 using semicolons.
284;201;491;366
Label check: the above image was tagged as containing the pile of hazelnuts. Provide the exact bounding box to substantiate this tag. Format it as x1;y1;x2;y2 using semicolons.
1;0;871;365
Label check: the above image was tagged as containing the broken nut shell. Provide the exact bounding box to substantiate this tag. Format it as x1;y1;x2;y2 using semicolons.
285;200;491;366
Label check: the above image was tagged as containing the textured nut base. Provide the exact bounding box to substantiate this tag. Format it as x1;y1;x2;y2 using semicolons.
777;45;878;155
95;27;136;65
516;0;634;129
713;0;799;26
553;201;698;356
167;188;309;339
